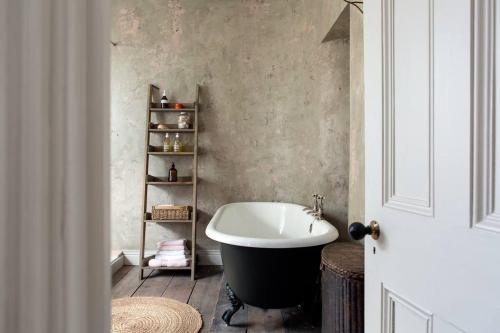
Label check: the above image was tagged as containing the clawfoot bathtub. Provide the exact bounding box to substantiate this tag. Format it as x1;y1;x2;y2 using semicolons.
206;202;339;325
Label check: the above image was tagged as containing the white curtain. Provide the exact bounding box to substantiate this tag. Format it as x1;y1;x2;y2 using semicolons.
0;0;110;332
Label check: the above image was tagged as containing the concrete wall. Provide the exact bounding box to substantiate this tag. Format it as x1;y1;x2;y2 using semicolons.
111;0;351;252
348;7;365;225
319;3;365;227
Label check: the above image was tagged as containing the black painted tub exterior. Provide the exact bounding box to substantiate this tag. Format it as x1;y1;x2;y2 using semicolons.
221;243;323;309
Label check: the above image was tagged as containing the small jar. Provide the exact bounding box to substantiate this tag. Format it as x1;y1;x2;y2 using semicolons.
177;112;191;129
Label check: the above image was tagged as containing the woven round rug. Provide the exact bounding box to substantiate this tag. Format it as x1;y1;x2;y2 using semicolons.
112;297;202;333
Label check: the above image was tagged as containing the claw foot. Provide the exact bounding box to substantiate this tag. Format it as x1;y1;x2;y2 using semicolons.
222;282;244;326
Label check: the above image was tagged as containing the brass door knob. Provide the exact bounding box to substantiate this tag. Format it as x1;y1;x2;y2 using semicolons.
348;221;380;240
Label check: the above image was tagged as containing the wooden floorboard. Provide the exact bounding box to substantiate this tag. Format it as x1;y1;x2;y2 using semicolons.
162;272;196;303
188;267;223;333
111;266;321;332
133;270;174;297
210;276;248;332
112;265;132;287
281;307;320;333
247;306;285;333
112;266;151;299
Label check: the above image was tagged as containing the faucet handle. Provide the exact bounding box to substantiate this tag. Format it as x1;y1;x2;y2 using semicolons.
312;194;319;211
317;195;325;209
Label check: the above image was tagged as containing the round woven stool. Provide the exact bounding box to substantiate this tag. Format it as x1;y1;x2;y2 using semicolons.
321;242;364;333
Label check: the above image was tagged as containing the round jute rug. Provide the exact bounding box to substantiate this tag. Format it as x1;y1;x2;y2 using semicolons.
112;297;202;333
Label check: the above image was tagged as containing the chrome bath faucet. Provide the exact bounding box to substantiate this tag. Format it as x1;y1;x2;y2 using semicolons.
305;194;324;219
305;194;325;233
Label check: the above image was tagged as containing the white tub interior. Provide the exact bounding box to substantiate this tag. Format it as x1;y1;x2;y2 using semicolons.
206;202;339;248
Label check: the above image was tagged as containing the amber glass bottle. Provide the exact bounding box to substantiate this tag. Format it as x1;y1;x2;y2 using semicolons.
168;163;177;182
160;90;168;108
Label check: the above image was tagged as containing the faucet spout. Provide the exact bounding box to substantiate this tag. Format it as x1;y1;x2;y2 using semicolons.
307;194;325;233
307;196;325;217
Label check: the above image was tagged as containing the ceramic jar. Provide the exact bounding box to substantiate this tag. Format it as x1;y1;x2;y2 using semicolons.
177;112;191;129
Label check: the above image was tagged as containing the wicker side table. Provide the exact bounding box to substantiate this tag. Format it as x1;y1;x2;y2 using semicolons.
321;242;364;333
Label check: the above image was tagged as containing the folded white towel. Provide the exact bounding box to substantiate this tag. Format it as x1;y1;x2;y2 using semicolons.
156;239;186;247
158;245;186;251
156;250;190;256
155;254;189;261
148;258;190;268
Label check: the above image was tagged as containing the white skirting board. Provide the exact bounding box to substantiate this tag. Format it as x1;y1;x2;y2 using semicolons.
111;252;125;275
120;249;222;266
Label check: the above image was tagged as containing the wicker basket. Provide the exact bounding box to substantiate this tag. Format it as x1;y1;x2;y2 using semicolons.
321;242;364;333
152;205;191;220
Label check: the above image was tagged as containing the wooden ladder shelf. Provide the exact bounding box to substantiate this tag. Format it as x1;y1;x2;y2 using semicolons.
139;83;200;280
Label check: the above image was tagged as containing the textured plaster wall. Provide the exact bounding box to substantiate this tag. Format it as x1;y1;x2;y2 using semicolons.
111;0;351;251
348;7;365;225
320;3;365;227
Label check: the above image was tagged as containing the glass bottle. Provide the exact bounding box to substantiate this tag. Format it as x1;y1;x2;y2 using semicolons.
168;163;177;182
173;133;183;152
177;112;191;129
160;90;168;109
163;133;172;152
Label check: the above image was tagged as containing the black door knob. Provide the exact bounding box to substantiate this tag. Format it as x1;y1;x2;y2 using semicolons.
349;221;380;240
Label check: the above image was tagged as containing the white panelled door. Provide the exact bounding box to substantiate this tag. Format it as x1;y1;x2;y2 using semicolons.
362;0;500;332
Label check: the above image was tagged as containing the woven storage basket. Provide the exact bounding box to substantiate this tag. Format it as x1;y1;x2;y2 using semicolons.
152;205;191;220
321;242;364;333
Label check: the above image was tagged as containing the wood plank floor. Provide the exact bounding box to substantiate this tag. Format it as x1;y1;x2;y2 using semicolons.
112;265;320;332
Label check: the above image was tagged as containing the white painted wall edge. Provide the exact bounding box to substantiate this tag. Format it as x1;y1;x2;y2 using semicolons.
111;252;125;275
121;249;222;266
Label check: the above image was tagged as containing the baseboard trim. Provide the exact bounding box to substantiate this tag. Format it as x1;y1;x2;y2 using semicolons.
122;249;222;266
111;252;124;275
198;249;223;265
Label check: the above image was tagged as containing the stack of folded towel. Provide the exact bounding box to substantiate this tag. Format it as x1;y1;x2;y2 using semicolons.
148;239;190;268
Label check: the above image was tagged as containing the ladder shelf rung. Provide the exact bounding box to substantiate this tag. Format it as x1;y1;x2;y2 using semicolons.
141;265;191;271
147;182;193;186
144;219;193;223
146;175;194;186
149;102;195;112
150;108;195;112
149;128;195;133
148;151;194;156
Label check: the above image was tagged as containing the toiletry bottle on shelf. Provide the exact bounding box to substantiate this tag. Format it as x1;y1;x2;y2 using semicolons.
173;133;183;152
160;90;168;109
168;163;178;182
178;112;191;129
163;133;172;152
